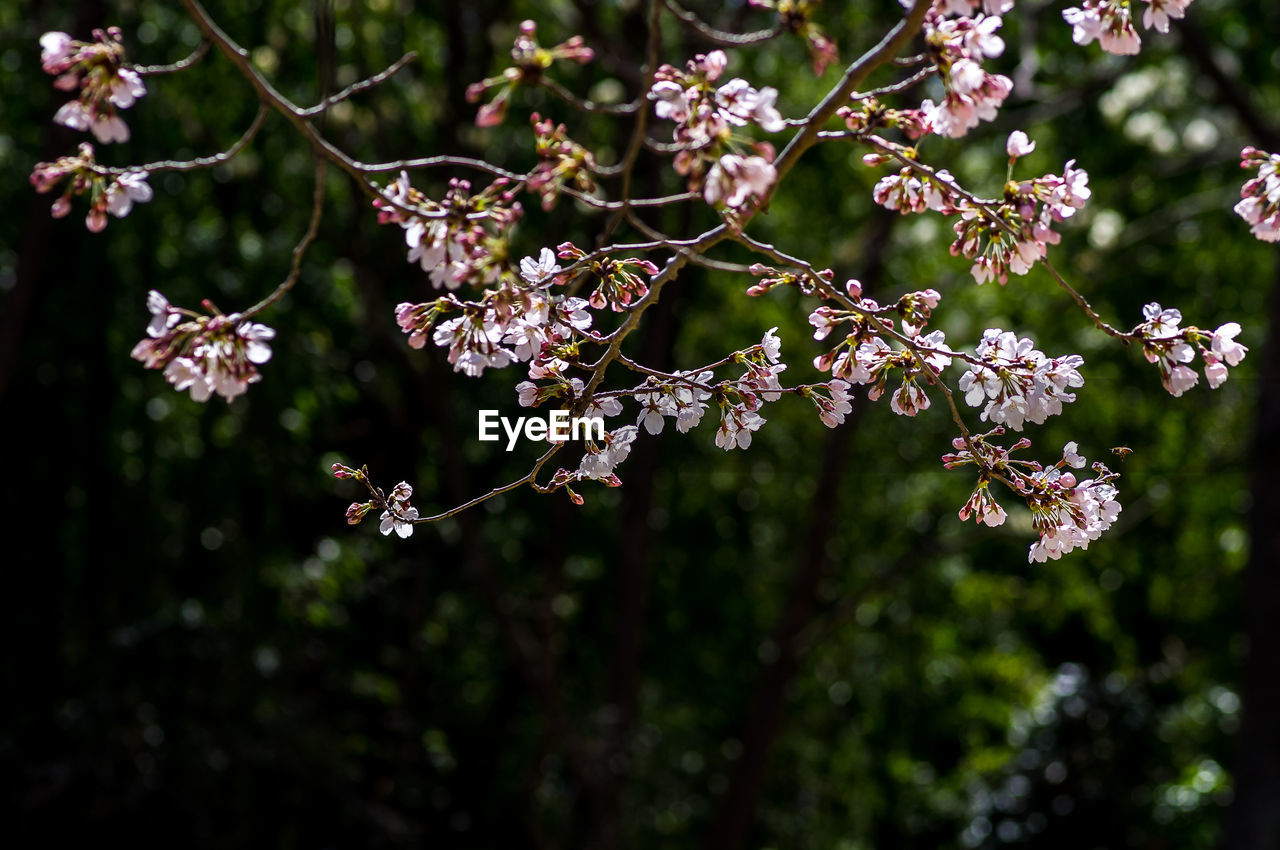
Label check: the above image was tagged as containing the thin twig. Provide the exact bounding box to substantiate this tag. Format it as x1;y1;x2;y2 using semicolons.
298;51;419;117
536;77;640;116
242;156;328;318
412;444;564;523
92;106;268;175
660;0;784;46
133;40;210;76
850;65;936;101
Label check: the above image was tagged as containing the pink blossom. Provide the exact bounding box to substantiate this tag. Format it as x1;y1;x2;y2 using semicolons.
1063;1;1141;55
40;31;76;72
1235;147;1280;242
92;113;130;144
714;403;765;450
379;481;419;538
109;68;146;108
519;247;562;283
1007;130;1036;158
1203;354;1229;390
105;171;152;218
1211;322;1247;366
578;426;638;479
704;154;776;209
1140;0;1193;34
54;100;92;132
701;50;728;81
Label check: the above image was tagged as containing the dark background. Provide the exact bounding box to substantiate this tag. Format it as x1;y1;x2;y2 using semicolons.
3;0;1278;847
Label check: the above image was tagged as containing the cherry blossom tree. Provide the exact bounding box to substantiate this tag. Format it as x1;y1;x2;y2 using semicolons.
31;0;1261;567
14;0;1280;847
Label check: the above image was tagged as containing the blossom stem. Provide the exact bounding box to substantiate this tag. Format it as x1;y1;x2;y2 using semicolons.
242;156;328;319
133;39;210;76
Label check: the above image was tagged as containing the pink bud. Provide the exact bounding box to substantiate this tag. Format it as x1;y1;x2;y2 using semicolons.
476;98;506;127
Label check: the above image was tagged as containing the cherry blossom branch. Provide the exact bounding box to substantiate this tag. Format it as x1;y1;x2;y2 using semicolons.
613;354;719;392
92;105;267;175
412;443;565;524
864;136;1132;341
659;0;784;46
354;154;525;182
176;0;426;221
242;156;328;319
560;188;700;210
132;39;210;76
575;0;934;392
298;51;419;117
622;210;756;272
728;230;991;469
771;0;932;183
577;224;731;396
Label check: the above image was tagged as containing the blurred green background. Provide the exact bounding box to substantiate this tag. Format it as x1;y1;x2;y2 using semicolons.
3;0;1277;847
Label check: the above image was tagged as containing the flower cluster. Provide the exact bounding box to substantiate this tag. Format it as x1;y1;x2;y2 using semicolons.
809;279;953;416
377;481;420;538
577;425;639;482
838;99;932;140
392;242;601;378
747;0;840;75
1133;303;1247;396
557;243;658;311
957;329;1085;430
634;372;715;435
375;172;522;290
1022;445;1121;563
715;397;767;449
648;50;784;210
943;433;1121;562
1235;146;1280;242
534;424;640;506
528;113;597;211
41;28;146;143
806;379;854;427
1062;0;1194;56
332;465;421;538
29;143;153;232
920;10;1012;138
130;290;276;402
819;326;951;417
949;149;1091;284
870;159;960;215
706;327;787;448
466;20;595;126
